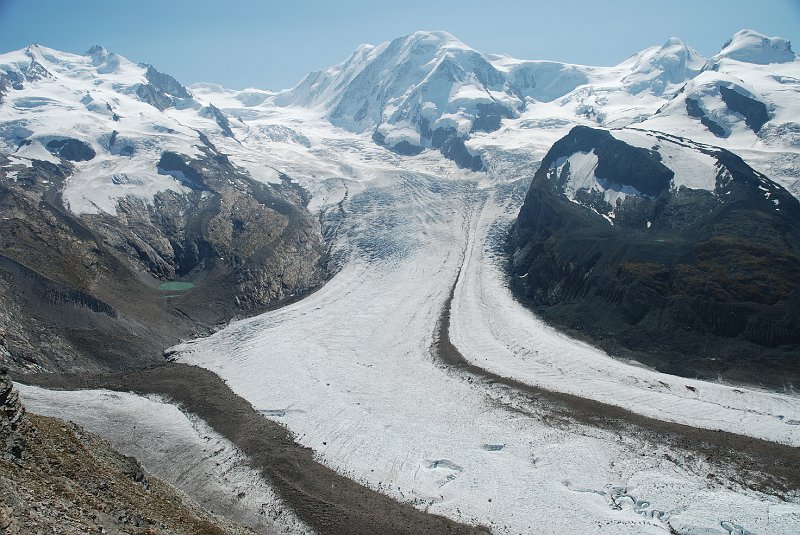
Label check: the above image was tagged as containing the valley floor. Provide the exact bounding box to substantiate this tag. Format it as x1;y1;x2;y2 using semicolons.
18;122;800;534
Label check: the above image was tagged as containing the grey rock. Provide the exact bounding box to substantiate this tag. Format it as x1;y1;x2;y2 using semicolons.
144;65;191;99
135;83;173;111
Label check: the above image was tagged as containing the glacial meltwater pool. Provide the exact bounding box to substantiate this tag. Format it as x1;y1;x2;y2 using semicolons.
158;282;195;292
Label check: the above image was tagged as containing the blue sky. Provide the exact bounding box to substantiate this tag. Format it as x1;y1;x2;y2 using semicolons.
1;0;798;90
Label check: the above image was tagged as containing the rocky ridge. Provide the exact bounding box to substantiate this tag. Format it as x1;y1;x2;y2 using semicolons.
509;125;800;387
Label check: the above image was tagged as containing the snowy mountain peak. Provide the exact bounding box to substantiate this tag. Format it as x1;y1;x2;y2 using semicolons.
714;29;795;65
399;30;472;51
662;36;686;48
620;37;706;95
0;43;243;213
276;29;517;168
22;43;53;66
84;44;108;57
655;36;704;61
81;44;124;74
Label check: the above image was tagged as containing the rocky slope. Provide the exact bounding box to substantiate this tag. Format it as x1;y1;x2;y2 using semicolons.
0;46;326;374
504;30;800;388
509;125;800;388
0;370;258;534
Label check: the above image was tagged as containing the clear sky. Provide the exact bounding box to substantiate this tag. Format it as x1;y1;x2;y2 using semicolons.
1;0;798;91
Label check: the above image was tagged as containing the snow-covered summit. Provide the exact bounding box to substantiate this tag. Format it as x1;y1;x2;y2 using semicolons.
713;29;796;65
619;37;707;95
280;29;517;133
274;30;523;168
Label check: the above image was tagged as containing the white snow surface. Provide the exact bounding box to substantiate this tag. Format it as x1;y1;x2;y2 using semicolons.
0;44;236;214
637;30;800;194
273;32;709;153
715;29;796;65
277;30;522;145
4;29;799;215
551;149;638;212
270;29;799;197
613;129;720;192
17;385;312;535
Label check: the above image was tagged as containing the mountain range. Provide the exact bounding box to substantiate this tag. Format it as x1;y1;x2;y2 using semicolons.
2;26;800;535
1;28;799;382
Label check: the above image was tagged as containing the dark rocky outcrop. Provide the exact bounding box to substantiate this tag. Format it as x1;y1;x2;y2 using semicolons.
686;97;728;137
135;83;173;111
134;65;192;112
719;85;769;132
45;138;95;161
199;104;234;138
509;126;800;388
372;131;424;156
544;126;674;196
119;143;327;316
471;102;515;133
0;75;8;105
144;65;191;99
0;371;25;461
378;118;484;171
431;127;483;171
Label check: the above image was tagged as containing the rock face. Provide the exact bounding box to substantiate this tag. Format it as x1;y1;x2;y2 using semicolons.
0;371;258;534
199;104;235;137
0;138;326;374
45;138;96;161
136;64;193;111
718;85;769;132
135;82;174;111
509;126;800;388
0;372;24;462
144;64;192;99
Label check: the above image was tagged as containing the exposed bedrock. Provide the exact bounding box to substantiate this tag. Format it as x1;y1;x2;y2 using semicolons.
509;126;800;388
0;142;326;374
